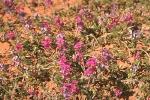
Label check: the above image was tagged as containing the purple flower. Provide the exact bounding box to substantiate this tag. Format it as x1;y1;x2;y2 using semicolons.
101;48;112;63
62;80;78;99
41;36;51;49
129;26;141;39
110;3;118;17
114;88;122;97
131;65;139;74
41;22;50;32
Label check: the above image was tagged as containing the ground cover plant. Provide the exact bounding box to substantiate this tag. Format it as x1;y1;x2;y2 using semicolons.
0;0;150;100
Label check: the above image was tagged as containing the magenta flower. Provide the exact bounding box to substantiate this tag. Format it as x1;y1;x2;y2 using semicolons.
60;63;71;78
74;41;83;52
76;15;84;32
59;55;68;65
15;43;23;52
114;88;122;97
84;66;96;76
84;57;97;76
62;80;78;99
6;31;16;40
56;34;65;50
86;57;97;68
54;16;64;29
41;36;51;49
59;55;71;78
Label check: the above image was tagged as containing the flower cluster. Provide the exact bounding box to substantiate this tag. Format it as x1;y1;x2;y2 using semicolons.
59;55;71;78
76;15;84;32
114;88;122;97
0;0;149;99
101;48;112;64
41;36;51;49
6;31;16;40
62;80;78;99
84;57;97;76
73;41;83;63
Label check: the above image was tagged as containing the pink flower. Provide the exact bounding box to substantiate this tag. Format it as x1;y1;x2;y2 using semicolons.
72;51;83;62
60;63;71;78
0;64;4;71
6;31;16;40
121;12;133;23
55;16;64;28
84;66;96;76
114;88;122;97
59;55;71;78
79;8;85;15
56;34;65;49
59;55;68;64
27;87;39;96
41;36;51;49
15;43;23;52
84;57;97;76
44;0;53;7
107;17;119;30
74;41;83;51
62;80;78;99
86;57;97;68
134;50;141;60
76;15;84;32
147;97;150;100
3;0;13;7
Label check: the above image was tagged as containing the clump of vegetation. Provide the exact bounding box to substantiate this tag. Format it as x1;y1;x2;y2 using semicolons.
0;0;150;99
